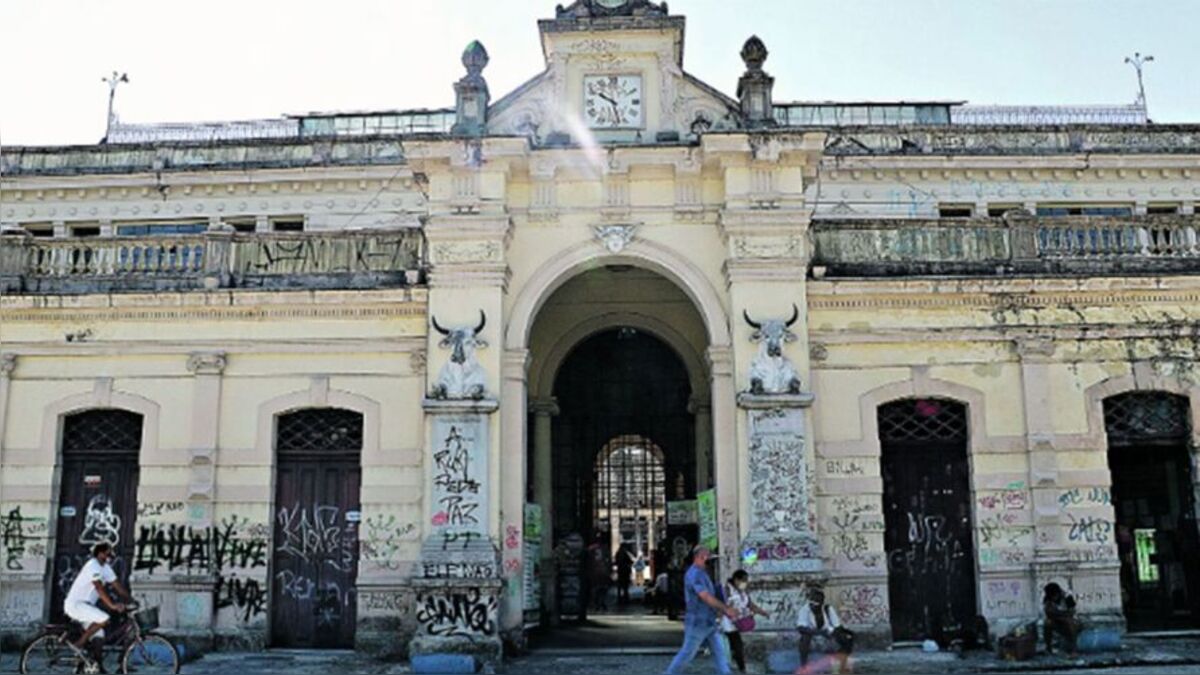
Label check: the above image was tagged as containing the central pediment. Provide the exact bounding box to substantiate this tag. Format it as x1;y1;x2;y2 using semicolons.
488;1;739;143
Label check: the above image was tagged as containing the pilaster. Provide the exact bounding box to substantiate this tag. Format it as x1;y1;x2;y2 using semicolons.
186;352;227;529
0;354;15;469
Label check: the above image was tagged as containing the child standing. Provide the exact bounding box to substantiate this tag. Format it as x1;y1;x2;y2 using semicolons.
720;569;771;673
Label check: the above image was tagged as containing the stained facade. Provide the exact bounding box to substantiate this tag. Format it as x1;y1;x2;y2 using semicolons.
2;0;1200;660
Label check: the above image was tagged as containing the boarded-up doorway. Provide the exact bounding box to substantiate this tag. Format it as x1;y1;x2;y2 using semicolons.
50;410;143;623
879;398;977;642
1104;392;1200;631
271;408;363;649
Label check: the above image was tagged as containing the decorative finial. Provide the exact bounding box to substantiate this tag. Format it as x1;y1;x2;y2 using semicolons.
463;40;490;77
741;36;768;71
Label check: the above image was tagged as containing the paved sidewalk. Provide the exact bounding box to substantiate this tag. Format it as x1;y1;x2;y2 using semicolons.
2;637;1198;674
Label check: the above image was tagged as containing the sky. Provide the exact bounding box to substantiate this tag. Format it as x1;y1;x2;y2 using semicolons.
1;0;1197;147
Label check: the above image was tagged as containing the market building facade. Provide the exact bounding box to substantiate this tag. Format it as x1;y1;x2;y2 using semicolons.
2;0;1199;660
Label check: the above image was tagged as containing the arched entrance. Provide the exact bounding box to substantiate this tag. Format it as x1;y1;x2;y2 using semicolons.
878;398;977;642
50;410;143;622
521;264;717;647
1103;392;1200;631
270;407;363;649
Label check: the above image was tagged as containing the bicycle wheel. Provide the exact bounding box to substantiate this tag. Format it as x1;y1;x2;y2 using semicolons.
121;635;179;674
19;634;81;674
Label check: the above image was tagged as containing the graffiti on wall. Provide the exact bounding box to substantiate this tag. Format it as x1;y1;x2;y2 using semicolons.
415;587;497;638
361;514;417;571
747;408;810;536
2;507;48;571
78;495;122;547
131;516;269;622
275;504;356;572
430;415;489;539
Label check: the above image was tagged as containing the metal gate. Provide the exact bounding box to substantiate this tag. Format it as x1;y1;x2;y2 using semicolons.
879;398;977;642
549;328;695;619
50;410;143;622
271;408;363;649
1104;392;1200;630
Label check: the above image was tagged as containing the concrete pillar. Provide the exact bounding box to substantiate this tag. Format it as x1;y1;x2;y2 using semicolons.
530;397;558;623
0;354;15;467
707;346;739;575
186;352;227;528
690;398;712;491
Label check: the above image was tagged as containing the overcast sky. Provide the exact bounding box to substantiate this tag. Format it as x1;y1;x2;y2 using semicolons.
2;0;1197;146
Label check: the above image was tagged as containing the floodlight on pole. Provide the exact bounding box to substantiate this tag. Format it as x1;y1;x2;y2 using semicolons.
102;71;130;143
1124;53;1154;119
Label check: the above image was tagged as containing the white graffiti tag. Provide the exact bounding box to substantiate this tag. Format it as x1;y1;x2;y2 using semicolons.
78;495;122;547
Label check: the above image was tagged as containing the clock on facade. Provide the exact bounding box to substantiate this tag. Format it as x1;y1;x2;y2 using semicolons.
584;75;643;128
593;0;629;8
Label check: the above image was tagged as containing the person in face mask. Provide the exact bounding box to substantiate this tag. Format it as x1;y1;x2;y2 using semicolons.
720;569;771;673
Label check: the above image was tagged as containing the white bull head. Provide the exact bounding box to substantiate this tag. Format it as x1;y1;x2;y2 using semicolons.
430;311;489;400
744;305;803;395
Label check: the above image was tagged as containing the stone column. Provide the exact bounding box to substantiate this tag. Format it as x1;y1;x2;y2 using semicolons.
1016;338;1063;561
690;398;713;491
530;398;558;623
707;347;739;576
0;354;14;465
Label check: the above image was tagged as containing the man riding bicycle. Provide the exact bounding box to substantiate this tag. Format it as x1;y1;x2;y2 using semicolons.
64;542;132;669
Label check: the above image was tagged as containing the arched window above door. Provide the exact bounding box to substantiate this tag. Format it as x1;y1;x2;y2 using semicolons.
1103;392;1190;447
877;398;968;444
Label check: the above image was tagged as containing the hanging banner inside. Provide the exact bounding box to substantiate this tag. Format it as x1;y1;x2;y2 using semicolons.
667;500;697;526
697;489;719;551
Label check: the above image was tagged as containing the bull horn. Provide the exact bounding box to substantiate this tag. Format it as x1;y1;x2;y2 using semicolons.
431;316;450;336
474;310;487;335
786;304;800;328
743;310;761;330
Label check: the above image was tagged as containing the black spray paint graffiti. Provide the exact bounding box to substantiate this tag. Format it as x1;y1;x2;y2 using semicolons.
415;588;497;638
432;426;481;529
2;508;29;570
131;517;268;622
888;512;966;576
79;495;122;547
1068;515;1113;544
275;504;356;572
361;514;417;570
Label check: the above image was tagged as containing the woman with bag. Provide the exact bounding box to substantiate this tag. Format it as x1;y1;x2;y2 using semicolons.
720;569;771;673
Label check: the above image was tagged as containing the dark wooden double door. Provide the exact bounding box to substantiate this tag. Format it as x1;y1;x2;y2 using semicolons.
50;411;143;623
271;409;363;649
880;399;978;642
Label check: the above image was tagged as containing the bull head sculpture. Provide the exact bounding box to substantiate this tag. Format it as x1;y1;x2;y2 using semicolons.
429;310;490;400
743;304;803;395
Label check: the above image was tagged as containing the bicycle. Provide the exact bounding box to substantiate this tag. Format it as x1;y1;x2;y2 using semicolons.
19;603;180;674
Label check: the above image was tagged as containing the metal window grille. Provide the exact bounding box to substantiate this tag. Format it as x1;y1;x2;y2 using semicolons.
594;435;667;512
1103;392;1190;446
276;409;363;455
61;409;143;454
878;398;969;443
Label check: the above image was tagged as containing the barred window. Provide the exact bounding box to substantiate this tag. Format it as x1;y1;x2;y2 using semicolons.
878;398;968;443
61;410;143;455
1104;392;1190;446
276;408;363;455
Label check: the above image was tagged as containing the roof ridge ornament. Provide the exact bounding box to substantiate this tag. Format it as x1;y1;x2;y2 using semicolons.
452;40;490;137
555;0;669;20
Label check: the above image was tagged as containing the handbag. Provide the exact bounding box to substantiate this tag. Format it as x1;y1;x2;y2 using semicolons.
733;615;757;633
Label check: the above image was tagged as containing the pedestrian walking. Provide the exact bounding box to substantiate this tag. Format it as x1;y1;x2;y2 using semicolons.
664;546;736;675
1042;583;1081;657
796;588;854;674
720;569;770;673
616;543;634;605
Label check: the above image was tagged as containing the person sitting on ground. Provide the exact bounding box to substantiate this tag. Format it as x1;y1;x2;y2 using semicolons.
796;588;855;674
64;542;131;672
1042;583;1081;657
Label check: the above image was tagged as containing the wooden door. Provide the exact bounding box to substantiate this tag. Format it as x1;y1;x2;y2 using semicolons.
271;409;363;649
879;399;977;642
50;410;142;622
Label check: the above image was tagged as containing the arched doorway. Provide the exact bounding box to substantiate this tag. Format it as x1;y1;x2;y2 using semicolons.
1103;391;1200;630
550;329;696;619
270;407;363;649
879;398;977;642
50;409;143;623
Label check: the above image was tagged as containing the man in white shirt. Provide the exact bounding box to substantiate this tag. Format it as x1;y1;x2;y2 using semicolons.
64;542;130;658
796;588;855;673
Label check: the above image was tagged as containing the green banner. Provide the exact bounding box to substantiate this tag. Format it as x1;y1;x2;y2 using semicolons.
697;489;718;551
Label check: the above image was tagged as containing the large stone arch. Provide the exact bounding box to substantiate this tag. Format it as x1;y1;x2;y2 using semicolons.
528;310;709;401
853;375;992;458
505;237;732;353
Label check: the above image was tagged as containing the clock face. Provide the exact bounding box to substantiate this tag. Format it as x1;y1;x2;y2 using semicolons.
595;0;628;7
584;75;643;129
